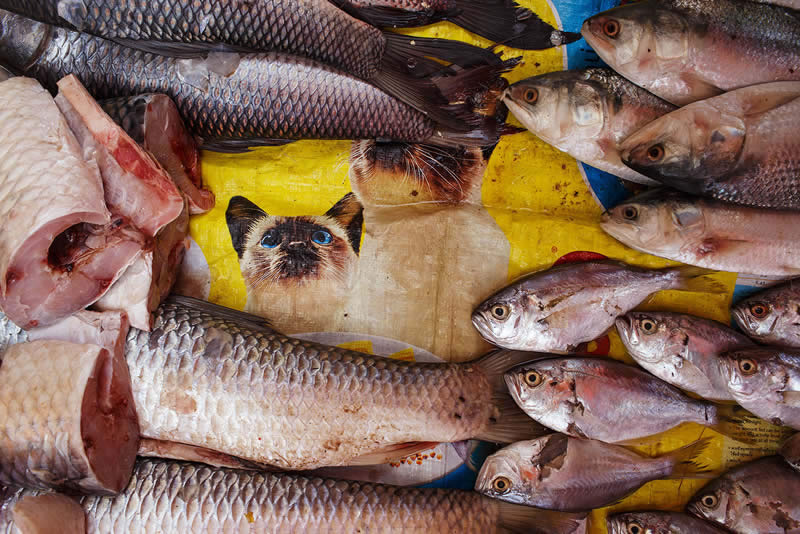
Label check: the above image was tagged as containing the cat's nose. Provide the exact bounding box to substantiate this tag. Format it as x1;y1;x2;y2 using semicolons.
287;241;306;250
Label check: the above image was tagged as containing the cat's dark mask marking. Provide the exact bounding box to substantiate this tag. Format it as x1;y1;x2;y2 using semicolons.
324;193;364;255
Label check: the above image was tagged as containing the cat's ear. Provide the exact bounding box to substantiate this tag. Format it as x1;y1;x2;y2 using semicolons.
325;192;364;255
226;196;267;258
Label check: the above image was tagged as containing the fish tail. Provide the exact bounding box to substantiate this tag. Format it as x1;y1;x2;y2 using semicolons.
663;437;715;479
496;502;586;534
445;0;581;50
662;265;724;293
707;403;765;445
474;349;552;442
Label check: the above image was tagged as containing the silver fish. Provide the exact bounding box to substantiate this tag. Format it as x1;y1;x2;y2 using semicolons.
718;347;800;429
472;260;699;352
0;296;546;470
608;511;734;534
781;433;800;471
475;433;711;511
619;82;800;210
733;280;800;347
600;189;800;277
503;68;675;184
688;456;800;533
505;356;745;443
581;0;800;105
616;311;754;402
0;459;586;534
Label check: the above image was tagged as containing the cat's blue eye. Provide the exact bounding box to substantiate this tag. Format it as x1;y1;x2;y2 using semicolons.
311;230;333;245
260;229;280;248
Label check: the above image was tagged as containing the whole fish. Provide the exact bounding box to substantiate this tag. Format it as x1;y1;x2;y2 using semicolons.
0;459;587;534
607;511;734;534
688;456;800;533
581;0;800;105
475;433;711;511
616;311;754;402
472;259;699;352
619;82;800;210
329;0;580;50
502;68;675;184
0;296;546;470
505;357;746;443
0;11;510;149
718;347;800;429
600;189;800;276
781;433;800;471
0;0;505;121
733;280;800;347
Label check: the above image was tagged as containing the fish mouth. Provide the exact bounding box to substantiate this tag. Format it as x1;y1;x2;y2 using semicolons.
731;306;756;333
614;316;634;345
472;313;496;341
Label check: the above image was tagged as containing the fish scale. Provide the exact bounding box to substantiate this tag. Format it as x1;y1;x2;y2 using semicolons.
0;0;383;79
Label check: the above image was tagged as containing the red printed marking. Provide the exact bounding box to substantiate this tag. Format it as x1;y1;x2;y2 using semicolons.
553;251;608;265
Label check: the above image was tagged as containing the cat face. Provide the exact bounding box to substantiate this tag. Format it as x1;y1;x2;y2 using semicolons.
226;193;363;287
349;141;492;206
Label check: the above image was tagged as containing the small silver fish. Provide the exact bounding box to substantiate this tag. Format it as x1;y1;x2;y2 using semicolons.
781;433;800;472
733;280;800;347
502;68;675;184
472;260;699;352
607;511;734;534
718;347;800;429
688;456;800;533
505;356;745;443
616;311;754;402
475;433;711;511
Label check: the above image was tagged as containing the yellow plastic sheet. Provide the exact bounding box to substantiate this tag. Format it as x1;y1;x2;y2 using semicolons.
187;2;791;529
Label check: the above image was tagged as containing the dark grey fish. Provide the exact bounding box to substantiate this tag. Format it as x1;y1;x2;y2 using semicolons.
688;456;800;533
0;459;587;534
0;11;512;150
0;0;505;122
329;0;580;50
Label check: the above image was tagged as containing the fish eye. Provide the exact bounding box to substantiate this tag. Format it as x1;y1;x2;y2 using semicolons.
492;476;512;494
490;304;510;321
622;206;638;220
749;303;769;319
523;370;544;388
640;319;657;334
646;144;665;162
701;494;719;508
738;358;758;376
523;88;538;104
603;19;620;38
311;230;333;245
260;229;280;248
627;523;643;534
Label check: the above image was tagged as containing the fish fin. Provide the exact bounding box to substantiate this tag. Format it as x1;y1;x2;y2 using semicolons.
476;396;551;443
782;391;800;406
110;38;252;58
382;31;503;72
664;437;715;479
663;265;725;293
709;404;769;445
164;295;276;332
427;119;522;148
332;1;448;28
496;502;587;534
347;441;440;465
444;0;581;50
200;139;296;153
138;438;272;471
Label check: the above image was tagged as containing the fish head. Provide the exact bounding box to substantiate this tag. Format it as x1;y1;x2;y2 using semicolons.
0;10;50;72
616;312;684;364
600;190;702;255
732;296;781;341
718;349;780;403
687;477;735;527
582;3;689;91
503;72;606;145
607;512;666;534
474;438;551;505
620;107;745;187
472;284;541;349
504;360;566;421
